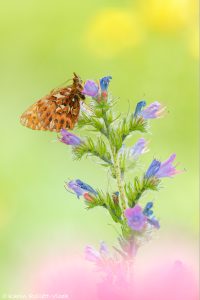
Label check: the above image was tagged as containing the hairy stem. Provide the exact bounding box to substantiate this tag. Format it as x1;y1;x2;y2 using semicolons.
113;152;127;211
102;109;127;211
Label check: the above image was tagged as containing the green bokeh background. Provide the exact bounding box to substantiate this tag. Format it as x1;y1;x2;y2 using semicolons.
0;0;198;293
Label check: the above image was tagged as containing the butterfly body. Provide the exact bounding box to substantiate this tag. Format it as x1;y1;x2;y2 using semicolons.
20;73;85;132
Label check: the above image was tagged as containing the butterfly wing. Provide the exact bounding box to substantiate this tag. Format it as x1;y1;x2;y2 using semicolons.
20;88;80;132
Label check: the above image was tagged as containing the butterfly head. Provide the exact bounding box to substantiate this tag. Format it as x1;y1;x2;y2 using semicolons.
72;73;85;100
73;73;83;87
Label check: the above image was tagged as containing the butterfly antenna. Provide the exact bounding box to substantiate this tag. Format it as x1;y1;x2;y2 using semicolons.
50;78;72;94
59;78;72;87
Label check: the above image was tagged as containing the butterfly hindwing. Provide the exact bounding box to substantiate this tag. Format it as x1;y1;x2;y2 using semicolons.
20;73;84;132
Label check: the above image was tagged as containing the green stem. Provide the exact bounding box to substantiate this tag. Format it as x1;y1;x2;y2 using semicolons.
102;109;127;211
113;152;127;211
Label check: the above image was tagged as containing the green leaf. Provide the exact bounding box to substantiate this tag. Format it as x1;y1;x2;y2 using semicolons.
109;127;123;152
85;190;106;209
78;112;106;133
99;163;111;168
125;182;137;207
93;97;116;112
125;176;160;207
104;193;122;223
73;137;112;165
143;176;160;191
86;190;122;224
119;115;148;142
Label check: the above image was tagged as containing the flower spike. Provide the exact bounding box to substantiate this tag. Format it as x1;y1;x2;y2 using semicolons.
20;72;183;287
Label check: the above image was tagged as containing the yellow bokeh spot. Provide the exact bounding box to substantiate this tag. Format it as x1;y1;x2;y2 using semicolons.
140;0;192;32
85;9;142;58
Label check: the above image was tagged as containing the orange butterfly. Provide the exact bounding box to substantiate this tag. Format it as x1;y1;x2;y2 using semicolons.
20;73;85;132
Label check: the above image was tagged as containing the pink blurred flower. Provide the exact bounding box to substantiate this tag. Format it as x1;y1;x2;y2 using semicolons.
85;245;101;263
28;253;198;300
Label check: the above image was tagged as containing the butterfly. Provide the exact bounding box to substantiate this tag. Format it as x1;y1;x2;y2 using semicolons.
20;73;86;132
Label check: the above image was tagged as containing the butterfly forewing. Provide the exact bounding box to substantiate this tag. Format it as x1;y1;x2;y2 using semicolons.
20;74;85;132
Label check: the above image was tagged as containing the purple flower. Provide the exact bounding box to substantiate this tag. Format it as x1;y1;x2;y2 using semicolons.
124;205;147;231
143;202;160;229
81;76;112;100
82;80;99;97
100;76;112;92
143;201;154;217
66;179;97;198
145;154;181;179
75;179;97;195
134;100;146;117
147;217;160;229
67;180;85;198
145;159;161;178
140;101;166;119
129;138;149;159
85;246;101;262
59;129;82;146
156;153;181;178
118;139;148;160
